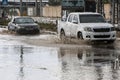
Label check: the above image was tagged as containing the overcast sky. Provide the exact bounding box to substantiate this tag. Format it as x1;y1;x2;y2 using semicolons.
0;0;49;2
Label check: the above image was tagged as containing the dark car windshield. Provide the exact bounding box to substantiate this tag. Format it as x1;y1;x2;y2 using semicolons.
79;14;106;23
15;17;34;24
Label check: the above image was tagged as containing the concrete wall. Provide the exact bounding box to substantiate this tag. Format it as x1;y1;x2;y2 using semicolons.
104;4;111;20
43;6;61;18
42;4;110;18
27;4;110;18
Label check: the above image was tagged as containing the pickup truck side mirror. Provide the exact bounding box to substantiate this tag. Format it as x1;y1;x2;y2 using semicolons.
13;21;16;24
73;20;78;24
13;19;16;24
62;18;67;22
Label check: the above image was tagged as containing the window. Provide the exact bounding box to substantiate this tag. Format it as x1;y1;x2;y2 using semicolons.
73;15;78;24
68;14;73;22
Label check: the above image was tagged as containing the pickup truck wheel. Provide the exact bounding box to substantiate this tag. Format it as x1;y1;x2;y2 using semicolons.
60;30;66;42
8;26;11;31
77;32;83;40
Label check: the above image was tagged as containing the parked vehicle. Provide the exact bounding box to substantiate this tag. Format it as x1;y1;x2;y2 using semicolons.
8;16;40;34
57;12;116;43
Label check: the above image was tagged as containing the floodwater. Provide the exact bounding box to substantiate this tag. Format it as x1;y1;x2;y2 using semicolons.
0;45;120;80
0;34;120;80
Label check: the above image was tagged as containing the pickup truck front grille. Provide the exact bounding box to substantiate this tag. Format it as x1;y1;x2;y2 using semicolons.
93;28;110;32
94;35;110;38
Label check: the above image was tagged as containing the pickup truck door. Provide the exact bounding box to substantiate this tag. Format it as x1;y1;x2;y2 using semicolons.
65;14;74;37
71;15;79;37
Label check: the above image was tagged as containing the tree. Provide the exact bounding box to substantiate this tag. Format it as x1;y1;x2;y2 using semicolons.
49;0;61;6
103;0;109;3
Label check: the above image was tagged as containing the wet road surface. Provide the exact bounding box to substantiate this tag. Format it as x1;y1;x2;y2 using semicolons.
0;33;120;80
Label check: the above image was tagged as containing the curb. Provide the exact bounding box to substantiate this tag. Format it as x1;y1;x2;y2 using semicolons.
0;25;7;28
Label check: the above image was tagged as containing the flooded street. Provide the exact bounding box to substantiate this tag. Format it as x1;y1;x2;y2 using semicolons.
0;45;60;80
0;33;120;80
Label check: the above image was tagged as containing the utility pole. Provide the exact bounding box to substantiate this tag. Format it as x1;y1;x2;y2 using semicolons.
97;0;104;16
35;0;38;16
20;0;22;16
26;0;28;16
40;0;42;16
14;0;15;16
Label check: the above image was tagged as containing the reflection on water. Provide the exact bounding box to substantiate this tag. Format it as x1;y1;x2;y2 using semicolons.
0;45;120;80
59;47;120;80
0;45;60;80
19;46;24;80
77;49;119;67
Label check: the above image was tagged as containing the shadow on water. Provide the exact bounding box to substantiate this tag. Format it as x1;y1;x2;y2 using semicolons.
59;46;120;80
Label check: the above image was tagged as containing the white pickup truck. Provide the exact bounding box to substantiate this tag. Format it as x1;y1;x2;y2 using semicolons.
57;12;116;43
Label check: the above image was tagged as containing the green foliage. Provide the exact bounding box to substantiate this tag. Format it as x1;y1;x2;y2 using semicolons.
49;0;61;6
49;0;110;5
0;18;10;26
38;23;57;31
104;0;109;4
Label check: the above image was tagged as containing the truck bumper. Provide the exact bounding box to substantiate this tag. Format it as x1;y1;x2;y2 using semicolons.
82;31;116;41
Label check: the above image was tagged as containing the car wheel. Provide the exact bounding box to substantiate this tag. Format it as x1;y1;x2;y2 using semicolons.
14;27;19;32
77;32;83;40
60;30;66;42
8;26;10;31
8;26;12;31
36;30;40;34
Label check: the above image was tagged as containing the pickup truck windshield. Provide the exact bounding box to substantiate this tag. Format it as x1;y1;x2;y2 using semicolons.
79;15;106;23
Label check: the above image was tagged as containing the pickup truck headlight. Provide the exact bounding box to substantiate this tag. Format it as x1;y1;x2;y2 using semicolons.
84;27;92;32
111;27;115;31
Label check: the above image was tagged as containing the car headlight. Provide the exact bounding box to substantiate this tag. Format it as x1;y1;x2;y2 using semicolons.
17;26;21;29
84;27;92;32
111;27;115;31
17;24;25;29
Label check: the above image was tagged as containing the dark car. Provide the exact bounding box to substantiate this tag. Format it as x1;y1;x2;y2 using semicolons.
8;16;40;34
